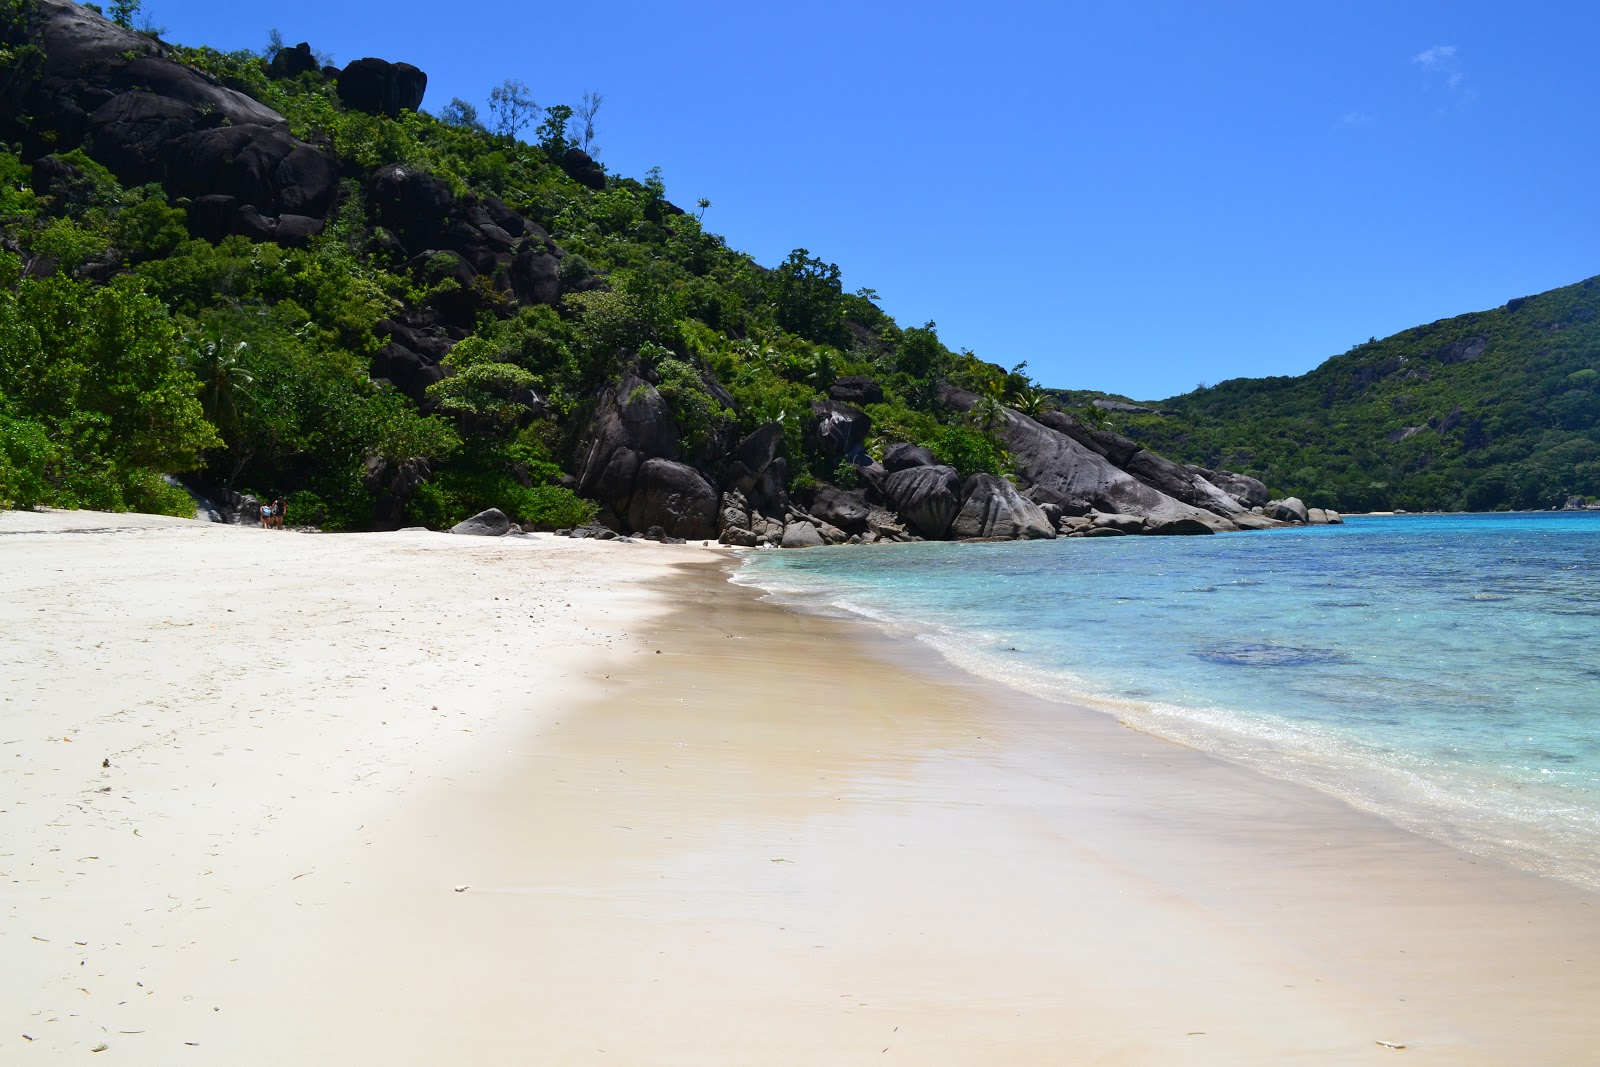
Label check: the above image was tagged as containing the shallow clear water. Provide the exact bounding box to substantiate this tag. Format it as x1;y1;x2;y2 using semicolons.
735;513;1600;887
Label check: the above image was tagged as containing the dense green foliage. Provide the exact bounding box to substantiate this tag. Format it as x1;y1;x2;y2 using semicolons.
1105;280;1600;512
0;15;1022;525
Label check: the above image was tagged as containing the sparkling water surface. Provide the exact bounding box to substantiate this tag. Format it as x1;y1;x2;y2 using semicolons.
734;513;1600;887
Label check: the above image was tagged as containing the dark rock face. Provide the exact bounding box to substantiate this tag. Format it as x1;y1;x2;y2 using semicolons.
365;163;564;318
627;459;718;540
451;507;512;536
943;386;1237;533
560;147;606;190
576;369;707;532
828;376;884;406
337;57;427;117
367;163;454;242
169;124;338;218
883;464;962;539
950;474;1055;540
268;43;319;80
718;488;761;546
362;455;431;529
811;486;870;532
805;400;871;461
883;442;936;473
370;315;454;403
722;422;788;517
1145;516;1216;536
8;3;341;247
1024;484;1093;516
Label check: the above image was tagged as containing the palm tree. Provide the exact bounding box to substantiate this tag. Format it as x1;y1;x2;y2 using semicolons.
1014;388;1054;418
185;329;253;438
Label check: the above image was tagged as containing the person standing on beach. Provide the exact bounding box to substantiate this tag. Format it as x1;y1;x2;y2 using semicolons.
273;499;285;529
259;501;272;529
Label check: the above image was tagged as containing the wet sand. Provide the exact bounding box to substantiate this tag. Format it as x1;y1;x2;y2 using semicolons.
4;512;1600;1063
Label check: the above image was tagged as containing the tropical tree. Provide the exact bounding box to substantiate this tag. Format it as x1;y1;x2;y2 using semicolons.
438;97;483;131
487;79;536;141
185;328;254;437
575;90;603;155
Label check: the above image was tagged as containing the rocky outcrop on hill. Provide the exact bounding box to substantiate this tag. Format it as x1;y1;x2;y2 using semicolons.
573;368;723;540
6;1;335;245
560;364;1330;547
805;400;871;463
336;57;427;118
941;387;1238;534
559;148;606;191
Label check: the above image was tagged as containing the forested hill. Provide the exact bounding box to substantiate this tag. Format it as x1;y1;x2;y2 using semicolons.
0;0;1039;529
1107;278;1600;513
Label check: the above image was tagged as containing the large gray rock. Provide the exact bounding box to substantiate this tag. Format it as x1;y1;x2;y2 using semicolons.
723;421;784;496
1036;412;1243;518
950;474;1055;540
1187;465;1270;509
626;459;718;540
811;486;870;532
1145;517;1217;536
1308;507;1330;525
452;508;512;536
943;387;1238;533
882;464;962;540
828;376;884;406
1266;497;1309;524
1324;509;1344;525
575;369;679;517
780;521;824;549
805;400;871;460
1092;512;1147;534
718;488;758;546
883;442;937;472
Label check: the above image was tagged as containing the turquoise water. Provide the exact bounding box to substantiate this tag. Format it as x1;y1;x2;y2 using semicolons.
734;513;1600;887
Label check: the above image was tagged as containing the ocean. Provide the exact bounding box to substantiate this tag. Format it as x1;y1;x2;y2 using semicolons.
734;512;1600;888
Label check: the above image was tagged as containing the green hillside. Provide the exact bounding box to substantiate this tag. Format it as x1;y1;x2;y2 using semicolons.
1110;280;1600;512
0;0;1019;525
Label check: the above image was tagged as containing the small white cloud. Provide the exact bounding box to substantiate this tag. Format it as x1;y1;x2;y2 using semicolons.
1413;44;1457;69
1412;44;1472;105
1341;111;1374;126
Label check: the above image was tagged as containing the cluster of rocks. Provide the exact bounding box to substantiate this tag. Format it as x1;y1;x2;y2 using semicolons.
446;508;700;546
552;367;1346;550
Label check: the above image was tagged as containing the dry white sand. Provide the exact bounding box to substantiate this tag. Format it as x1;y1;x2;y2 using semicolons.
4;509;1600;1065
0;509;711;1060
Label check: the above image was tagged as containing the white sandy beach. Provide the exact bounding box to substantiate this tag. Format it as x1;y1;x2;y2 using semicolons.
4;510;1600;1064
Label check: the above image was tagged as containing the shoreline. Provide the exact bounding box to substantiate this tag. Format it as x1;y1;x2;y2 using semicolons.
5;511;1600;1062
732;523;1600;894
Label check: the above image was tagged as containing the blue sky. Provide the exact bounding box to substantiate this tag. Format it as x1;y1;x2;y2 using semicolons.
141;0;1600;399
